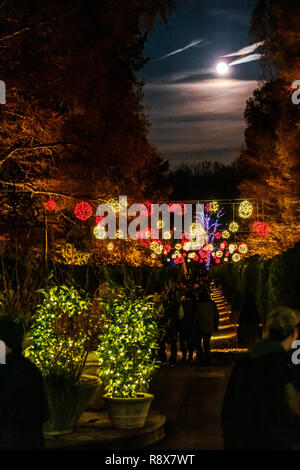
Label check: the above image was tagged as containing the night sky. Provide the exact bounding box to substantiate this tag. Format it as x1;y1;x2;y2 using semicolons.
141;0;260;166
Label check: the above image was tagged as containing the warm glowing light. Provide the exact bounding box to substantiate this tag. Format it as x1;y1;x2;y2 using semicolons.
157;220;164;229
239;200;253;219
94;225;107;239
238;243;248;254
45;199;56;211
232;253;241;262
163;231;172;240
222;230;230;239
229;243;237;254
216;250;223;258
229;222;239;233
107;243;114;251
216;62;229;75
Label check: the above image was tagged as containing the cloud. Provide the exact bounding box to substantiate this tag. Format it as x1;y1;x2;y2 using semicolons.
143;79;258;164
229;53;262;66
155;39;207;61
223;42;264;58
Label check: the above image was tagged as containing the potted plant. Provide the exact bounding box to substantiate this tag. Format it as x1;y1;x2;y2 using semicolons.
97;285;160;429
28;284;105;435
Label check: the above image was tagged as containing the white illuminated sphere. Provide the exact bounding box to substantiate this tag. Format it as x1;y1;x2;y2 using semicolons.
216;62;229;75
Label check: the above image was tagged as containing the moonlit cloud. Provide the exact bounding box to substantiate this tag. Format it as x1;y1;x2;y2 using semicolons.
223;42;264;58
155;39;207;61
229;53;261;66
143;79;258;165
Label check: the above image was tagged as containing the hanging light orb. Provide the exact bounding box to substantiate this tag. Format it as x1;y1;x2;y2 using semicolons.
45;199;56;211
222;230;230;239
75;201;92;221
94;225;107;239
253;221;270;237
232;253;241;263
229;243;237;254
163;230;172;240
157;220;164;229
216;250;223;258
229;222;239;233
238;243;248;254
215;258;221;264
107;243;114;251
224;257;228;262
239;200;253;219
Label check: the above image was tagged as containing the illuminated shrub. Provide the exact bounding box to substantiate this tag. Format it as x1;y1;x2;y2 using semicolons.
29;285;105;384
97;286;160;398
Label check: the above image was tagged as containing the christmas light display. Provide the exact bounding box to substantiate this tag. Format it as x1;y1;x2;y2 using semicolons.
222;230;230;239
253;221;270;237
238;200;253;219
238;243;248;254
74;201;92;221
96;287;160;398
94;225;107;239
229;221;239;233
232;253;241;262
45;199;56;211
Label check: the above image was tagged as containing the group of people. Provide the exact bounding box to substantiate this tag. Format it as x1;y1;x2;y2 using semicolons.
155;277;219;365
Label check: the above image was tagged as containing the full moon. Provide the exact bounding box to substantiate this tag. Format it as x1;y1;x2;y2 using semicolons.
216;62;229;75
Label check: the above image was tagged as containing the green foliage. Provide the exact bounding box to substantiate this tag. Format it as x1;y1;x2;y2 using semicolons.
97;286;160;398
28;285;105;385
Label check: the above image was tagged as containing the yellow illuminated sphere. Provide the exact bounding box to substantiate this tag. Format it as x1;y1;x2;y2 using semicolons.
150;241;159;250
222;230;230;239
216;250;223;258
229;243;237;254
188;252;195;259
107;243;114;251
163;231;171;239
232;253;241;263
175;243;182;250
172;254;177;259
157;220;164;229
238;243;248;254
224;257;228;262
239;200;253;219
229;222;239;233
94;225;107;239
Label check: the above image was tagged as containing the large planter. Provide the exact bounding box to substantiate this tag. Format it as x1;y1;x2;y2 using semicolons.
104;392;154;429
44;375;101;436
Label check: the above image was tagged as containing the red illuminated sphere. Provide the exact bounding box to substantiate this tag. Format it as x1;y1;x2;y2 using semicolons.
45;199;56;211
253;221;270;237
74;201;92;221
96;215;105;226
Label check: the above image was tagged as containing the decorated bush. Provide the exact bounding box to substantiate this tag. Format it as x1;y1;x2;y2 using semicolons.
29;284;105;384
97;286;160;398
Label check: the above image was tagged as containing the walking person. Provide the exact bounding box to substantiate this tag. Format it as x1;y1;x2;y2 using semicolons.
179;289;197;362
0;317;49;449
194;289;219;364
222;306;300;450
